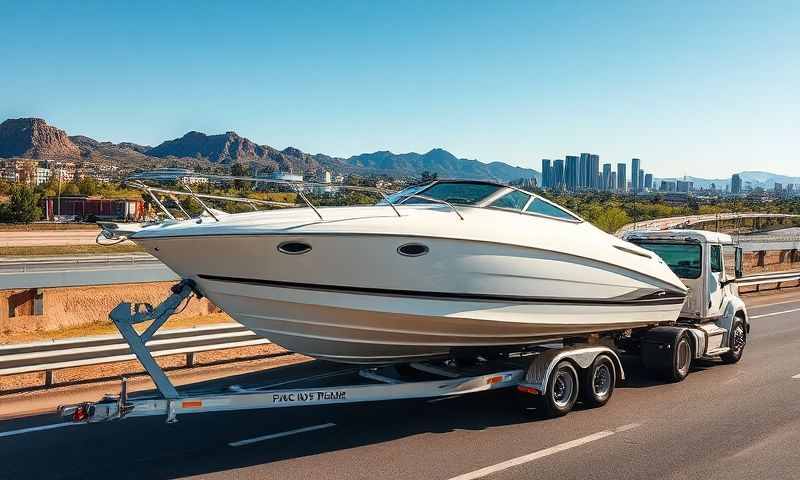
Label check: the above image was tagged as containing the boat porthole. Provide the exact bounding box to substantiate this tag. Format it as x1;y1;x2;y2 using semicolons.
277;241;312;255
397;243;429;257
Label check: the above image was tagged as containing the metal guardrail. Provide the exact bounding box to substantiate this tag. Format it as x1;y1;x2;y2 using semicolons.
0;253;178;289
0;323;271;387
736;270;800;291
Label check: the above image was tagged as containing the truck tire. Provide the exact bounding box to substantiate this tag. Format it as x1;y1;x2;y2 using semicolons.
720;316;746;364
542;360;579;417
580;354;616;408
666;333;692;382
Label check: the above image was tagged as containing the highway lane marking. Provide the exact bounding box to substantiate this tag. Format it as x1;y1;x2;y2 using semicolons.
792;373;800;379
750;307;800;319
447;423;641;480
0;421;80;439
229;422;336;447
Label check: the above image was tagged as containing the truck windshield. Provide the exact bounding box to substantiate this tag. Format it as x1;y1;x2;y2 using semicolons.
634;242;702;279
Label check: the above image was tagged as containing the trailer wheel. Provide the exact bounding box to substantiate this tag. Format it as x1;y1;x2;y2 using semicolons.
542;361;579;417
580;354;616;408
720;316;746;364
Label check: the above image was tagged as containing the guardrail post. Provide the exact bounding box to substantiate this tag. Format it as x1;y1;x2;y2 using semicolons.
44;370;54;387
186;352;195;368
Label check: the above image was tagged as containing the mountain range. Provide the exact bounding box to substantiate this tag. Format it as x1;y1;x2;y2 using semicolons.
0;117;540;183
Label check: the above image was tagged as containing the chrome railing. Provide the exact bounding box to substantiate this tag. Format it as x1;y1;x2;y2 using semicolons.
125;175;465;222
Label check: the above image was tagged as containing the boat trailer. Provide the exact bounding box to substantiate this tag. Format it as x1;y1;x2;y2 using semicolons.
58;280;625;423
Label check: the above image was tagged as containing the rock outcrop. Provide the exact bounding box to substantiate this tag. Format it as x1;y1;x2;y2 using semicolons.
0;118;80;159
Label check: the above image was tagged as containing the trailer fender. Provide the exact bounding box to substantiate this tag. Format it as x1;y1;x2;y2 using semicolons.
639;326;692;370
520;346;624;394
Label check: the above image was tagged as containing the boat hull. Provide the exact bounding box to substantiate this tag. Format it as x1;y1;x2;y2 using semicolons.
134;231;687;364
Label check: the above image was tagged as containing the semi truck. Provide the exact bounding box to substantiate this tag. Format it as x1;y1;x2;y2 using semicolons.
58;229;749;423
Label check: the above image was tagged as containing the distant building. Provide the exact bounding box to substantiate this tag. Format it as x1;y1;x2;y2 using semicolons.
541;159;552;189
35;167;50;185
553;159;565;191
602;164;611;191
660;180;677;192
631;158;641;192
610;172;617;191
731;174;742;194
266;171;303;182
644;173;653;190
565;155;578;191
676;180;692;193
579;153;590;189
617;163;627;192
41;197;145;222
589;154;600;189
128;168;208;184
638;169;645;193
775;183;783;195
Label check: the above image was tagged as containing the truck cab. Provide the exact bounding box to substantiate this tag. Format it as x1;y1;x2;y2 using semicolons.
621;230;749;377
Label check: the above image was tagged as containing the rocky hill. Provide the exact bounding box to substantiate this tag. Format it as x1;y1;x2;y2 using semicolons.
0;118;80;160
345;148;539;182
0;117;540;183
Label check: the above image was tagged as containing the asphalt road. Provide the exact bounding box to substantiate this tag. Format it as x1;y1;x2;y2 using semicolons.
1;294;799;480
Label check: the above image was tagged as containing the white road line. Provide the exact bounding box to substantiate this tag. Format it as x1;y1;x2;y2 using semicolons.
792;373;800;379
229;422;336;447
447;423;641;480
0;422;80;438
750;307;800;319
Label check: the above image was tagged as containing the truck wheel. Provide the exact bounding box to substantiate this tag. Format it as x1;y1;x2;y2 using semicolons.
542;361;579;417
720;317;746;364
581;354;616;407
666;333;692;382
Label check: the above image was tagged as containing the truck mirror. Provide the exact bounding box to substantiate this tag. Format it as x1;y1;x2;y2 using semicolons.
735;247;743;278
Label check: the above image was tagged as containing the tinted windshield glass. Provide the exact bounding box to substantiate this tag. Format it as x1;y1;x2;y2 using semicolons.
380;184;428;204
634;242;702;279
490;190;530;210
525;198;577;220
403;182;503;205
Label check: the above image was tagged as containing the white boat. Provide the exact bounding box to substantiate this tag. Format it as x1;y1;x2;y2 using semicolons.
128;180;688;364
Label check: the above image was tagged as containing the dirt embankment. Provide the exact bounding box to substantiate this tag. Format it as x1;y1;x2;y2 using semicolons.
0;282;231;343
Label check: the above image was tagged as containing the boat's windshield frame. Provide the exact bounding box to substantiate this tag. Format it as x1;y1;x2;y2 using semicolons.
388;180;583;223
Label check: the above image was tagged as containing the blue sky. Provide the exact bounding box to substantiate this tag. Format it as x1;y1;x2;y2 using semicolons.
1;1;797;178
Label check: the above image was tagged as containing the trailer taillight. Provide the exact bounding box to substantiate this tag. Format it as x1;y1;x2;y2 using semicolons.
517;385;540;395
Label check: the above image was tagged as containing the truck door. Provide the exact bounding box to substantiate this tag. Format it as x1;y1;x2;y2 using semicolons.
707;244;725;318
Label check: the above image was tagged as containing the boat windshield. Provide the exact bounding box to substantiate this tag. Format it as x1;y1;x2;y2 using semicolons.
634;242;702;279
385;182;504;206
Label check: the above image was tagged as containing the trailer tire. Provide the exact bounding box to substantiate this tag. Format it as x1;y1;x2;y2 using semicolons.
720;316;746;364
580;354;616;408
542;361;579;417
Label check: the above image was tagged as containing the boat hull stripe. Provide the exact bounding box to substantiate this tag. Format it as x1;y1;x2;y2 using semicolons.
197;274;686;306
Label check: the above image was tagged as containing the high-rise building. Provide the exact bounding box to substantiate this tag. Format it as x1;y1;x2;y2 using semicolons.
602;163;611;191
631;158;641;192
617;163;627;192
610;172;617;191
676;180;691;193
638;170;645;193
775;183;783;195
565;155;578;191
541;159;552;189
644;173;653;190
589;154;600;189
553;159;565;191
731;173;742;194
579;153;590;188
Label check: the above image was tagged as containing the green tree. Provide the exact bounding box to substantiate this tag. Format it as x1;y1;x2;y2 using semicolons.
591;206;632;233
78;177;100;196
6;185;42;223
62;183;80;196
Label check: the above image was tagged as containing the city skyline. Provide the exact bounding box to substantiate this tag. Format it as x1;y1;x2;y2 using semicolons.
1;2;797;178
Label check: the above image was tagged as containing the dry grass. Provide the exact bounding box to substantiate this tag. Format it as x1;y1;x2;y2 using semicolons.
0;243;143;256
0;223;100;232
